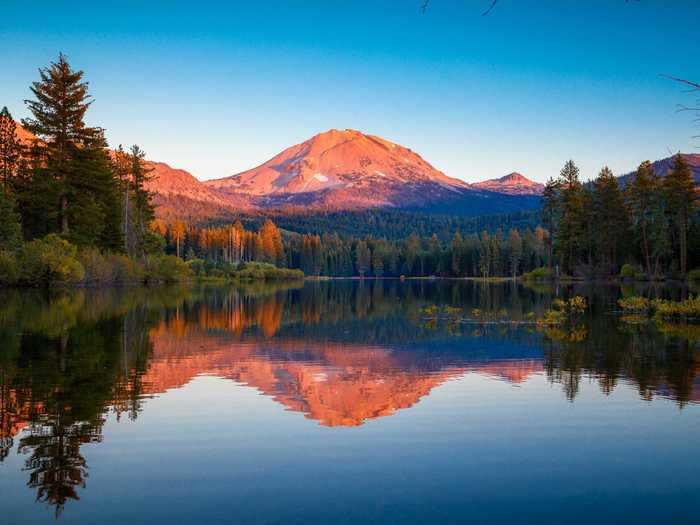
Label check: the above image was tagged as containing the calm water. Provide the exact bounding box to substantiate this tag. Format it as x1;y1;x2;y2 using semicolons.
1;280;699;524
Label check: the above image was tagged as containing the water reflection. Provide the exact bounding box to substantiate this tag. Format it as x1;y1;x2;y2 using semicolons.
0;280;698;517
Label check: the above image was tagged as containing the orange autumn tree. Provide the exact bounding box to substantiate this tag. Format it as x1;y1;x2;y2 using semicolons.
170;220;186;258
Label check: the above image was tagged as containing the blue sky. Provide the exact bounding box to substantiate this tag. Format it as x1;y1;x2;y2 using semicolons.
0;0;698;182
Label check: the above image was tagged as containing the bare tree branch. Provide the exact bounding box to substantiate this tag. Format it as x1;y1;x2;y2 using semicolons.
482;0;499;16
663;74;700;91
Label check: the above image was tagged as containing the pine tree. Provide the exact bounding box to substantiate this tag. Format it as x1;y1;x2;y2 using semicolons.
507;228;522;278
479;231;491;278
0;107;20;192
67;132;122;250
626;160;659;277
664;154;698;274
0;191;21;251
593;166;629;274
542;177;559;271
23;53;101;234
129;145;155;258
371;244;385;277
556;160;584;275
355;240;371;277
450;231;463;277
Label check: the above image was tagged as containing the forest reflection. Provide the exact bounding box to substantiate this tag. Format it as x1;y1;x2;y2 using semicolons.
0;280;698;516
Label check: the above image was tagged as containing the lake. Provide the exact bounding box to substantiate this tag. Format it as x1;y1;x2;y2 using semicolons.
1;280;699;524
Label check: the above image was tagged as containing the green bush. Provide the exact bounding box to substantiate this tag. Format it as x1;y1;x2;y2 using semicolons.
78;247;113;284
522;267;552;282
619;263;637;280
538;296;587;325
618;296;651;313
19;234;85;286
110;253;144;285
187;258;207;277
77;248;144;285
652;296;700;320
145;254;192;283
0;251;18;285
688;269;700;283
231;262;304;281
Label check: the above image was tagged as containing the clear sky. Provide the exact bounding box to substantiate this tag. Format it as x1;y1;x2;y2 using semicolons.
0;0;698;182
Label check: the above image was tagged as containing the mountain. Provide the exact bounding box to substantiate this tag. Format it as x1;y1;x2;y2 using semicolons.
618;153;700;186
143;161;245;220
206;128;480;210
12;122;241;220
472;172;544;195
9;124;543;219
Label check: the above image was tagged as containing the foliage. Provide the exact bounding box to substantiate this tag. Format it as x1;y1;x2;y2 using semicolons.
0;190;22;251
18;234;85;285
538;296;587;325
617;296;651;313
688;268;700;283
144;254;192;284
619;263;637;280
77;247;144;285
618;295;700;321
0;251;18;285
651;296;700;320
232;262;304;281
522;267;552;282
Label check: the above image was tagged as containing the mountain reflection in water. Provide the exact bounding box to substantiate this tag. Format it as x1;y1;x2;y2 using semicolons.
0;280;698;517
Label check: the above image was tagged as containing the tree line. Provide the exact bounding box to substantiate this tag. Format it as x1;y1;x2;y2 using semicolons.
543;157;698;279
1;54;697;283
158;156;698;280
0;54;190;285
158;216;550;278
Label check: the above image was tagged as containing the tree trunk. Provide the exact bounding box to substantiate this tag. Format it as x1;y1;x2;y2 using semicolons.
641;224;652;278
680;223;687;275
60;194;69;234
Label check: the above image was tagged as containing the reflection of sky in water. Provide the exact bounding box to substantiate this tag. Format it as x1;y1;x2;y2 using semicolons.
4;373;699;525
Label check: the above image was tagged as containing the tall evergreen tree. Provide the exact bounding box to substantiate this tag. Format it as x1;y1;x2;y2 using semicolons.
129;145;155;257
626;160;659;277
664;154;698;274
355;240;371;277
507;228;522;278
556;160;584;274
542;177;559;271
0;107;20;192
23;53;101;235
593;166;629;274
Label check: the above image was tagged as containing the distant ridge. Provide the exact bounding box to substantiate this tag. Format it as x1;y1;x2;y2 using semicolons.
617;153;700;186
15;123;697;223
471;172;544;196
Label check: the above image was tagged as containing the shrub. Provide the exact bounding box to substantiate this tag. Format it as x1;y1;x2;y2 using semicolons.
619;264;637;280
0;251;18;285
688;269;700;283
110;254;144;285
145;254;192;283
618;296;651;313
77;248;144;285
232;262;304;281
522;267;552;282
18;234;85;286
538;295;587;325
651;296;700;320
187;258;207;277
78;247;112;284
